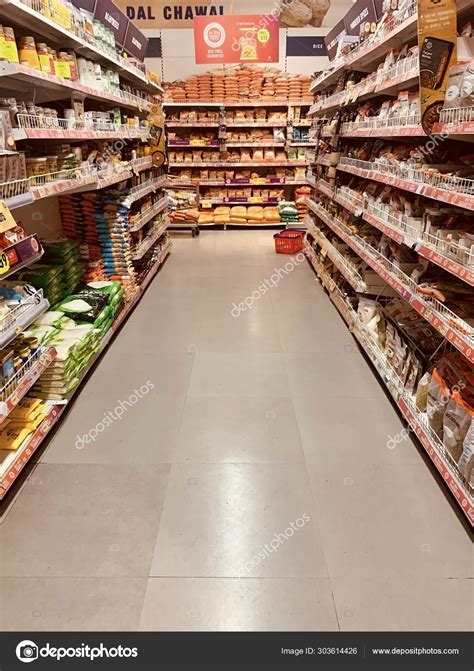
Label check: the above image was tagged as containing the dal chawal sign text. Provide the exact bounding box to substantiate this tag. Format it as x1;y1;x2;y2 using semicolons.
117;0;226;28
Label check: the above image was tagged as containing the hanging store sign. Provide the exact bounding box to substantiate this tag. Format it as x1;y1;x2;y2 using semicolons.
286;36;327;57
71;0;96;13
117;1;226;28
123;20;149;60
324;18;345;60
418;0;457;134
343;0;377;37
194;15;279;64
94;0;129;45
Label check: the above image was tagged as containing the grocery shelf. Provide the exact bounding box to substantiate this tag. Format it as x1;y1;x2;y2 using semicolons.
363;206;418;248
200;199;280;206
131;218;169;259
333;189;364;216
0;289;49;350
2;234;43;279
309;59;419;117
0;346;56;422
316;156;331;166
0;62;151;110
306;173;317;188
226;122;288;128
309;3;418;94
307;198;474;363
168;161;308;168
164;100;311;108
166;121;221;128
122;176;166;207
415;240;474;287
225;143;286;148
317;180;334;198
304;238;473;525
334;186;474;284
433;108;474;139
129;196;169;232
13;115;150;141
3;158;155;209
167;179;308;187
337;158;474;211
0;0;155;90
306;217;367;292
346;8;417;70
0;240;172;499
0;402;64;499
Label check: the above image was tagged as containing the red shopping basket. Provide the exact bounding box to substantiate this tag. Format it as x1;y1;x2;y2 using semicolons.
273;229;305;254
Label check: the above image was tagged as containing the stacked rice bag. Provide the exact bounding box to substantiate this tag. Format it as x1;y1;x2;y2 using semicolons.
41;240;84;296
26;282;124;400
59;192;137;282
278;201;300;225
14;264;66;305
29;323;102;400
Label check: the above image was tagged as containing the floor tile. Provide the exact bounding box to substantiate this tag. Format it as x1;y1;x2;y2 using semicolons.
332;577;473;631
91;348;195;397
0;578;147;631
0;464;171;578
196;299;282;353
293;393;420;465
175;397;304;463
307;461;473;579
150;463;328;578
139;578;338;631
188;353;290;398
285;352;383;399
41;393;185;464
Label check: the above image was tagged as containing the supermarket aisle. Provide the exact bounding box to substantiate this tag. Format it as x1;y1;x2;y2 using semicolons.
0;231;471;632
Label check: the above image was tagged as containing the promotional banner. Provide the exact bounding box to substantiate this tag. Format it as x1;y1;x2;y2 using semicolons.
194;15;279;64
418;0;457;133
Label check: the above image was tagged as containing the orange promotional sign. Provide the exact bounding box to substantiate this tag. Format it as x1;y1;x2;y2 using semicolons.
193;15;279;64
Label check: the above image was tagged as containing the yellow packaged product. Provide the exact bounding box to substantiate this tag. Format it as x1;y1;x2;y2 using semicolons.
0;426;32;450
8;397;42;419
7;413;47;432
2;27;19;63
0;26;5;60
18;37;40;70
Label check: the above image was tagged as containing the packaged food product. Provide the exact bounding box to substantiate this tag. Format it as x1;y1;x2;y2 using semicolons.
426;369;450;437
443;392;473;461
457;422;474;486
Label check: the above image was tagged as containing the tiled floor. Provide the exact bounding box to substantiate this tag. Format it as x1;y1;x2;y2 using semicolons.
0;231;471;632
